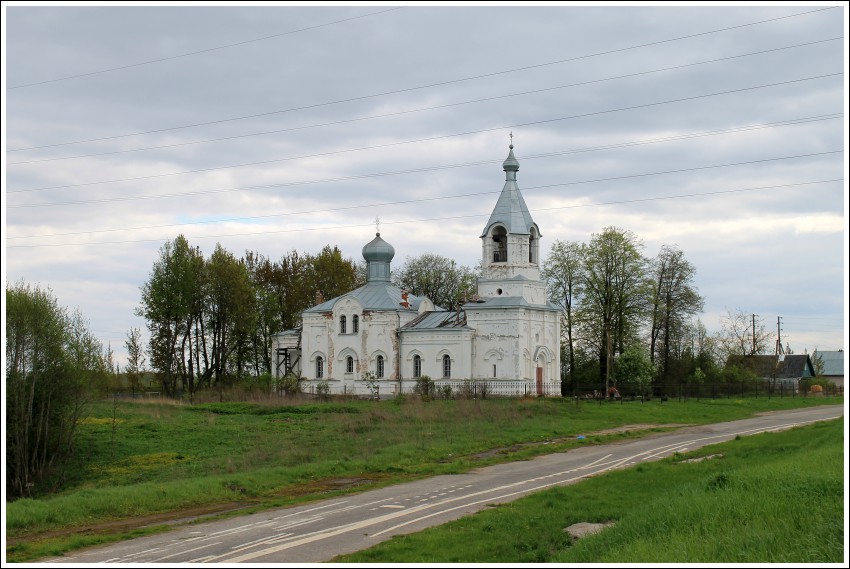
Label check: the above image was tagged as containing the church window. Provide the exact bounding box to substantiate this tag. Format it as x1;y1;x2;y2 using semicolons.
376;355;384;378
316;356;324;378
352;314;359;333
492;226;507;262
413;355;421;378
346;356;354;373
493;364;497;378
529;235;534;262
339;315;346;334
442;355;451;378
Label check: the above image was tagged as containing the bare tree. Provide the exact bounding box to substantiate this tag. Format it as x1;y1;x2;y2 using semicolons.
719;308;774;359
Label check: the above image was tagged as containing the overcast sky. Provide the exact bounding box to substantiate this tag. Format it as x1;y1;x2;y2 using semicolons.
3;2;847;370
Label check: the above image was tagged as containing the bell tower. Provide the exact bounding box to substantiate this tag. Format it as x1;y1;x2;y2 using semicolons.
477;139;546;304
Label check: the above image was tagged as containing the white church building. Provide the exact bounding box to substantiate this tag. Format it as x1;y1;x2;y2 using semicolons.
272;142;561;397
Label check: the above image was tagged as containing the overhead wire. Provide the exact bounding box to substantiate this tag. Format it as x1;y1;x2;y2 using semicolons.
6;5;838;153
6;7;406;90
7;178;841;249
7;36;842;166
8;113;841;236
8;72;843;195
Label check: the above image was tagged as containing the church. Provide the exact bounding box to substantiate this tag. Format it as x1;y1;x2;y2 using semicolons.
271;142;561;397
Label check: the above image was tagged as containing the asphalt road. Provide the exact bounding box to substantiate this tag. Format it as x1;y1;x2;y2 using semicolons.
48;404;844;564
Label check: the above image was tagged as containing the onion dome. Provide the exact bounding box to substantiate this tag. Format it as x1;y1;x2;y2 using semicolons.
363;232;394;282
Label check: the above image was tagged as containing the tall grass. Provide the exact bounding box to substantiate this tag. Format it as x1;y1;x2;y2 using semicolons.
5;394;842;562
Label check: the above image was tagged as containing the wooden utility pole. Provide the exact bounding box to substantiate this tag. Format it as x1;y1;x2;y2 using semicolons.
751;314;757;355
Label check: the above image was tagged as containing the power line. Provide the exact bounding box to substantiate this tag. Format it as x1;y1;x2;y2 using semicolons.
6;178;840;249
7;114;843;239
7;5;838;153
8;36;841;165
6;7;405;90
8;72;842;195
6;148;842;210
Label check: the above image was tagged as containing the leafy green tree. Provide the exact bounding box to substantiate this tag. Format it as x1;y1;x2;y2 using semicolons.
648;245;704;392
203;243;257;389
614;344;655;399
579;227;649;389
124;327;146;397
542;239;585;396
137;235;204;397
393;252;478;309
6;280;107;498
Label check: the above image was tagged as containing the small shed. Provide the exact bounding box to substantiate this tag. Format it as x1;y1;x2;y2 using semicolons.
812;349;845;392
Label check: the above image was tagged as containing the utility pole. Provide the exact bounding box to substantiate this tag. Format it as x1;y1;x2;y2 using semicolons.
775;316;784;355
751;314;757;355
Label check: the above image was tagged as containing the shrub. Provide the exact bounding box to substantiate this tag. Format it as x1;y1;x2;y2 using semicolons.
274;373;303;397
413;376;436;400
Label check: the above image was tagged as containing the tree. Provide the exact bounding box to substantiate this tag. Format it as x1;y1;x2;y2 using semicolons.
392;253;478;309
614;344;655;399
6;280;107;498
719;309;774;359
648;245;704;392
542;239;585;395
306;245;361;304
124;327;146;397
579;227;649;389
137;235;204;397
202;243;257;391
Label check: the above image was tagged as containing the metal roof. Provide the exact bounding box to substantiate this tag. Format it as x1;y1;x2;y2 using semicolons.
463;295;560;312
401;310;470;331
725;354;815;379
304;281;433;313
480;144;538;238
813;350;845;376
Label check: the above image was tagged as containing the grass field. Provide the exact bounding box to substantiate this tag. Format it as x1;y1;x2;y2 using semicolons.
335;418;846;563
4;393;845;562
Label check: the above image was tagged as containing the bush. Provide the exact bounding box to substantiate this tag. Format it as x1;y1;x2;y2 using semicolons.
274;373;303;397
413;376;436;400
315;380;331;401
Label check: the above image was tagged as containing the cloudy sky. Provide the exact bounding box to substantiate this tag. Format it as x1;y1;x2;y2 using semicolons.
3;2;847;370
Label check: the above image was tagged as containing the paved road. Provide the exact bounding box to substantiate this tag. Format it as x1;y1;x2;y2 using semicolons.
48;404;844;564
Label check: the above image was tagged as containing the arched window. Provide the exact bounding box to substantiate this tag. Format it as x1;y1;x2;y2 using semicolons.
529;235;534;263
339;315;346;334
376;355;384;378
492;226;507;262
413;355;421;378
352;314;359;333
316;356;324;378
442;354;451;378
346;356;354;374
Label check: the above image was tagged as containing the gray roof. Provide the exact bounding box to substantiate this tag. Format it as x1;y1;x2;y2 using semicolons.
401;310;470;331
305;281;429;313
813;350;845;376
480;145;538;237
463;295;560;312
725;354;815;379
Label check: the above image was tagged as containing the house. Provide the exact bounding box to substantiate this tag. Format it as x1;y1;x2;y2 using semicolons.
725;354;815;391
271;142;561;397
811;349;845;393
